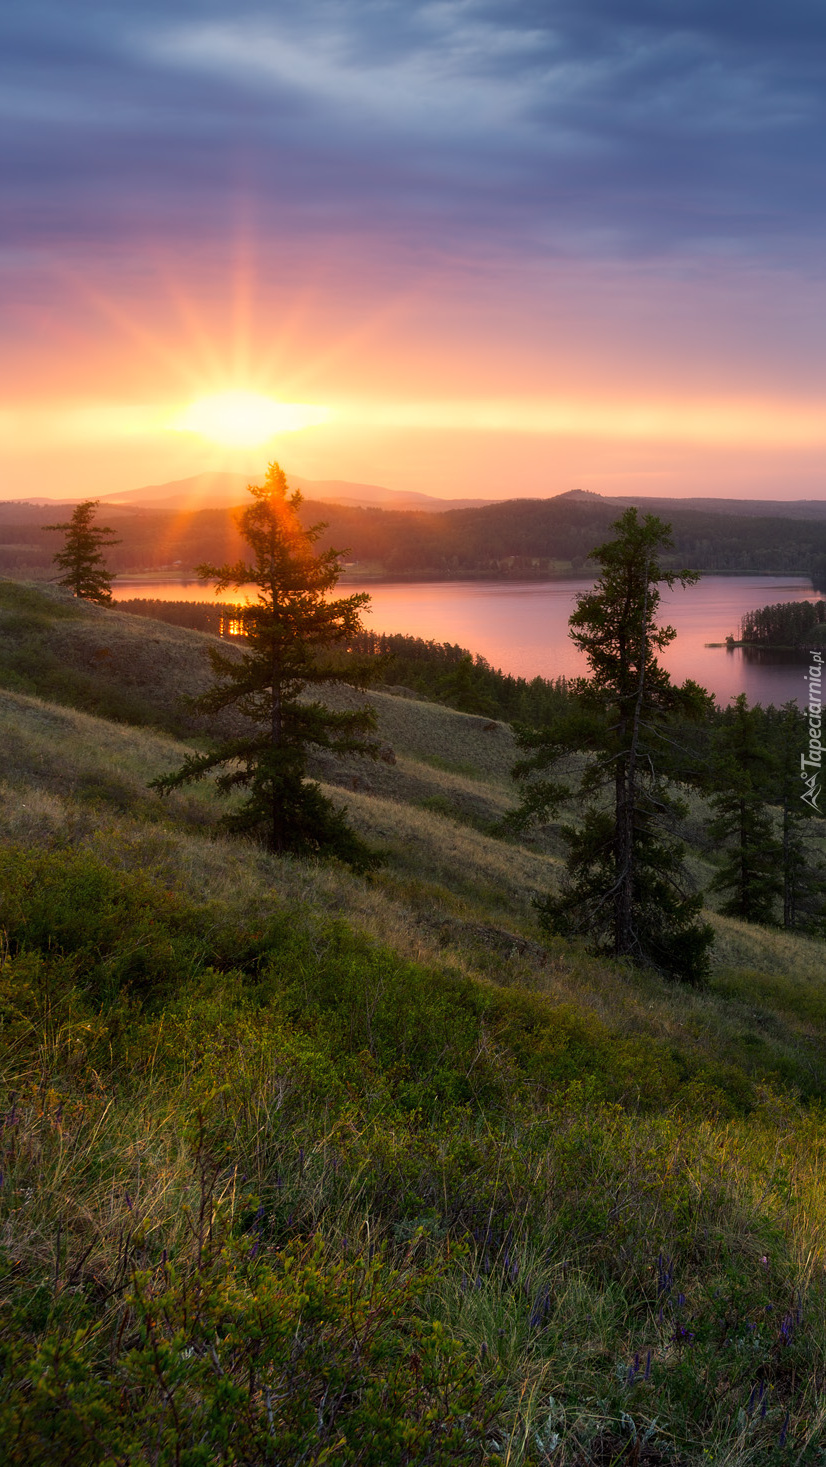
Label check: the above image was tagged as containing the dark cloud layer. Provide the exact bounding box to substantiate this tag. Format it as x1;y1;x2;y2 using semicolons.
3;1;826;264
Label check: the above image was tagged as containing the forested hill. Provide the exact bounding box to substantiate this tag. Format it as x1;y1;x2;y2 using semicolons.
3;491;826;582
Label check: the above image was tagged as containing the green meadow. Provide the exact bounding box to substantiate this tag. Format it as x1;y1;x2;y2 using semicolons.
1;579;826;1464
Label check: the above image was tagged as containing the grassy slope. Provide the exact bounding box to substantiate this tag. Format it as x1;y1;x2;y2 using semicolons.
1;579;826;1464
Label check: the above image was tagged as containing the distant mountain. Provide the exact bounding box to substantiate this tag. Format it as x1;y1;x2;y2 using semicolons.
292;476;498;512
575;490;826;521
101;471;248;510
92;471;498;513
5;475;823;518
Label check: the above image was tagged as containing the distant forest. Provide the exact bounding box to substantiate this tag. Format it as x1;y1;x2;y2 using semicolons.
736;598;826;647
4;492;826;584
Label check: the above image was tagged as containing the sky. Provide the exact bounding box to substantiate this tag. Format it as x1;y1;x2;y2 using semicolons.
3;0;826;501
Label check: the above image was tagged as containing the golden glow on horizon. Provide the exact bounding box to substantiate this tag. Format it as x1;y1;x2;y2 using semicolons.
170;392;330;446
337;397;826;446
2;393;826;453
8;240;826;503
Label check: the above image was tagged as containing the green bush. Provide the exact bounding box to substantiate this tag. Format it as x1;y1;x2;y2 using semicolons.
0;1235;499;1466
0;847;297;1007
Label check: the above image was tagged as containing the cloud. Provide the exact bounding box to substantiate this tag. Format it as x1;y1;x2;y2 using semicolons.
3;0;826;265
149;11;540;140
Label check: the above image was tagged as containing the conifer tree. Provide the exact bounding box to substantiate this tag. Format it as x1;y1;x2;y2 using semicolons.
708;695;783;924
811;554;826;595
511;508;713;983
43;499;120;604
151;463;377;865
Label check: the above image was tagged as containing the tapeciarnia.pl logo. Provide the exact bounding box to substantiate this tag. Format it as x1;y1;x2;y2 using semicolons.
802;650;823;812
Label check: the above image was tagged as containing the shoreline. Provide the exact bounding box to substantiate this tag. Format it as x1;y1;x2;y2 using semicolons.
99;567;821;589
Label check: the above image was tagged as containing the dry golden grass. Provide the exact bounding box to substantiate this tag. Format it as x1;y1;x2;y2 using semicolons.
710;911;826;983
309;747;520;835
332;782;560;919
362;689;516;783
312;679;519;812
0;577;226;726
0;687;228;827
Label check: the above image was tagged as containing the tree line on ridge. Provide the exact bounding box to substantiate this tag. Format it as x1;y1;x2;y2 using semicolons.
8;491;826;582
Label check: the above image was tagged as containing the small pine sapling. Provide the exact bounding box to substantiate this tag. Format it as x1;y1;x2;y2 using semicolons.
43;499;120;604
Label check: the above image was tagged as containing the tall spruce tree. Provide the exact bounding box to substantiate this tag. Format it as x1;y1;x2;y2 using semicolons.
511;508;713;983
708;695;783;924
700;696;824;933
151;463;377;865
43;499;120;604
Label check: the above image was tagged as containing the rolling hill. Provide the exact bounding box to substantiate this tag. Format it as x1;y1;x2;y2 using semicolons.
1;576;825;1462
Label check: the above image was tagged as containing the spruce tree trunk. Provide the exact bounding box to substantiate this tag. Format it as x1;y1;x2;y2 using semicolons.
614;569;650;959
270;646;284;854
782;796;792;929
614;741;633;958
739;798;748;920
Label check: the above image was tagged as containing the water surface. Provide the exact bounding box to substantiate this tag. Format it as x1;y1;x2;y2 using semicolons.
111;573;824;708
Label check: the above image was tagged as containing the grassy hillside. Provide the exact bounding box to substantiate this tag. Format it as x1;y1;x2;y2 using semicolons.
1;579;826;1464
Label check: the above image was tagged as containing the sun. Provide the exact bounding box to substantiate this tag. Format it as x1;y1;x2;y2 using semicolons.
171;391;329;447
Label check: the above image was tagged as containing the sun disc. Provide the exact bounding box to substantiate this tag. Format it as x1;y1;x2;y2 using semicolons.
171;392;329;446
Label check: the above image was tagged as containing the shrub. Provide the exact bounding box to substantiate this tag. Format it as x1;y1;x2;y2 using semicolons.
0;1234;500;1466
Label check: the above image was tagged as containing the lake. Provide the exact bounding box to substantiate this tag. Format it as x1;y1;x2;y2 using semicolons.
111;573;825;708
